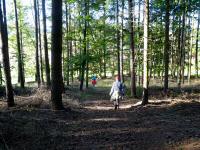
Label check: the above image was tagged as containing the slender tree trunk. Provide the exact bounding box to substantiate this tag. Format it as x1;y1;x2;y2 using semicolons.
37;0;44;83
164;0;170;94
14;0;24;88
68;6;74;83
120;0;124;83
103;3;106;78
138;0;141;86
65;3;70;86
181;0;186;84
0;0;14;107
128;0;136;97
20;29;25;84
80;0;88;91
116;0;120;77
42;0;50;87
177;16;182;87
34;0;41;87
86;38;89;88
195;11;200;78
51;0;64;110
0;62;2;85
188;15;194;83
142;0;149;105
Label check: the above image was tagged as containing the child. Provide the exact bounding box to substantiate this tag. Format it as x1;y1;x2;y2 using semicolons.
91;75;97;87
109;76;125;110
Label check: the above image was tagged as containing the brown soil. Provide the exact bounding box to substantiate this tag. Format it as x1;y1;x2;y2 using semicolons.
0;87;200;150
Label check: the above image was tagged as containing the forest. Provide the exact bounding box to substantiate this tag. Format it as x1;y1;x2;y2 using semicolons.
0;0;200;149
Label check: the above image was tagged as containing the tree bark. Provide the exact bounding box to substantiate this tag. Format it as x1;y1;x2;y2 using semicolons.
103;2;106;78
142;0;149;105
34;0;41;87
14;0;25;88
0;0;14;107
51;0;64;110
116;0;120;78
195;11;200;78
37;0;44;83
128;0;136;97
80;0;88;91
120;0;124;83
164;0;170;94
42;0;51;87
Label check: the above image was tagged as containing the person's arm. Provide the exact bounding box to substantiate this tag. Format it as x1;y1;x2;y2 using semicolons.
109;83;114;96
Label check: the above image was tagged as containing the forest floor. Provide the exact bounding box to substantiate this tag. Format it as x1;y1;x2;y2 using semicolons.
0;78;200;150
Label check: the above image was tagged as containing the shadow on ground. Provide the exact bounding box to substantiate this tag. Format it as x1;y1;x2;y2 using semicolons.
0;100;200;150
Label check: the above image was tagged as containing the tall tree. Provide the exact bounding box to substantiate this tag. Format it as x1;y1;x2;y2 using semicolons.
116;0;120;77
103;2;107;78
65;2;70;86
0;0;14;107
128;0;136;97
34;0;41;87
42;0;51;87
181;0;186;84
14;0;25;88
51;0;64;110
80;0;88;91
37;0;44;83
142;0;149;105
195;11;200;77
164;0;170;93
120;0;124;83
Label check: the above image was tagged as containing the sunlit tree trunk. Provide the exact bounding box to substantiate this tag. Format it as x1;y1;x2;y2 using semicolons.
42;0;51;87
0;62;2;85
195;11;200;78
0;0;14;107
181;0;186;84
120;0;124;83
80;0;88;91
51;0;64;110
116;0;120;77
103;2;106;78
37;0;44;83
34;0;41;87
14;0;25;88
142;0;149;105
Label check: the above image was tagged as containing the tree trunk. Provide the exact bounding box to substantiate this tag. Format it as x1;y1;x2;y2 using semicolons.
142;0;149;105
0;62;2;85
138;0;141;86
42;0;51;87
37;0;44;83
195;11;200;78
69;6;74;83
188;15;194;83
179;0;186;85
0;0;14;107
120;0;124;83
116;0;120;77
14;0;24;88
103;2;106;78
80;0;88;91
51;0;64;110
34;0;41;87
164;0;170;94
65;3;70;86
177;16;182;87
128;0;136;97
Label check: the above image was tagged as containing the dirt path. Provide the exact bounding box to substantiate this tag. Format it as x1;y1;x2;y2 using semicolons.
1;96;200;150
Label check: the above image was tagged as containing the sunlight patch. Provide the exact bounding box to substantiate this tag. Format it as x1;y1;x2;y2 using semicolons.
84;104;134;110
91;117;127;122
